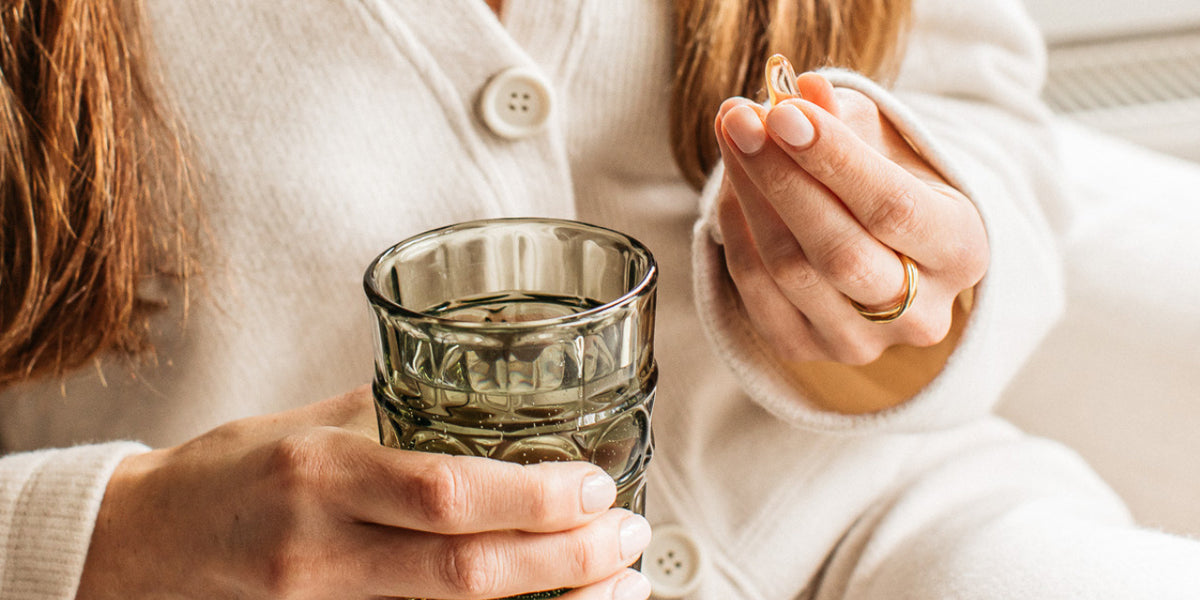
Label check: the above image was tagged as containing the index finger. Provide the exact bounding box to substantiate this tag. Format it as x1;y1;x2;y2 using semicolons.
333;434;617;534
764;98;978;269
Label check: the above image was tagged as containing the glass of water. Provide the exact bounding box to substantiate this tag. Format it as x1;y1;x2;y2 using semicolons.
364;218;657;598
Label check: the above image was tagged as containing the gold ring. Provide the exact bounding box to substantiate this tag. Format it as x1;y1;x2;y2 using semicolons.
850;254;919;323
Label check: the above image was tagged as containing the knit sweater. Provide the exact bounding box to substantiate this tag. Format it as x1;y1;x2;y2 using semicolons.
2;0;1199;598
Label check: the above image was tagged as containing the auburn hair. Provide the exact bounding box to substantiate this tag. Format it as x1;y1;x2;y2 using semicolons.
0;0;909;386
0;0;195;387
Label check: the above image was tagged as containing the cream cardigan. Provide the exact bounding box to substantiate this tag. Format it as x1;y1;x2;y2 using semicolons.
3;0;1199;598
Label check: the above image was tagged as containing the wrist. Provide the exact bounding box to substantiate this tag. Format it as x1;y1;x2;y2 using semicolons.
76;447;177;599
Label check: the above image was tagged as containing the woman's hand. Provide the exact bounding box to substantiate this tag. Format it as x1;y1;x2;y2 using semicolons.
77;386;652;600
714;73;988;412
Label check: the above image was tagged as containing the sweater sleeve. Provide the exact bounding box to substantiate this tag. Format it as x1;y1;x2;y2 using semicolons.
813;421;1200;599
0;442;149;600
691;0;1065;433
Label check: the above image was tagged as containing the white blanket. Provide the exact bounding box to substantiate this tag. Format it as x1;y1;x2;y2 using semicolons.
1000;120;1200;537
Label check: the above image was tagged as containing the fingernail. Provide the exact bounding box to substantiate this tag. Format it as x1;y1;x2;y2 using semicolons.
613;570;652;600
724;105;766;155
767;103;814;149
619;515;652;561
581;472;616;514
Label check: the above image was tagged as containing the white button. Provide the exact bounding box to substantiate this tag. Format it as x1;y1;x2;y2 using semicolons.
478;66;554;139
643;524;707;599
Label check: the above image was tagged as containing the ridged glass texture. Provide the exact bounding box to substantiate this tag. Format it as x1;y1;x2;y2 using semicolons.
364;219;657;600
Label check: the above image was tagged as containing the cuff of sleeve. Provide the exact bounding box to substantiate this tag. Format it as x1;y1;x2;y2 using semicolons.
0;441;151;600
692;69;1062;434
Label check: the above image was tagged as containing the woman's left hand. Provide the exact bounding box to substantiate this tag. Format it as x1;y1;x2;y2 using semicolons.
713;73;988;368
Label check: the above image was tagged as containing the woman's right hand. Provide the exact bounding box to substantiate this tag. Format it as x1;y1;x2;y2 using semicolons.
76;386;652;600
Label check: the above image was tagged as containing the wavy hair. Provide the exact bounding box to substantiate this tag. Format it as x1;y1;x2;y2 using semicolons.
0;0;194;387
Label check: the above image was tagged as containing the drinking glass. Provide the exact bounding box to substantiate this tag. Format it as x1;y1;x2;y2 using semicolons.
364;218;657;599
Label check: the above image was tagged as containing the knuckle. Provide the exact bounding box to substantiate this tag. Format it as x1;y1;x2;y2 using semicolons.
262;553;298;598
564;533;599;581
261;535;316;599
754;163;801;199
443;538;501;597
783;263;825;296
524;472;555;524
969;248;991;282
417;462;469;532
949;235;990;283
820;240;877;292
270;430;334;496
762;249;822;294
209;418;248;442
725;258;772;304
906;313;952;348
183;419;249;456
724;249;758;283
866;188;921;239
947;245;984;283
805;137;856;181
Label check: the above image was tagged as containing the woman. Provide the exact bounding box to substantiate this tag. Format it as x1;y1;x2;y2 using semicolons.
2;0;1198;599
